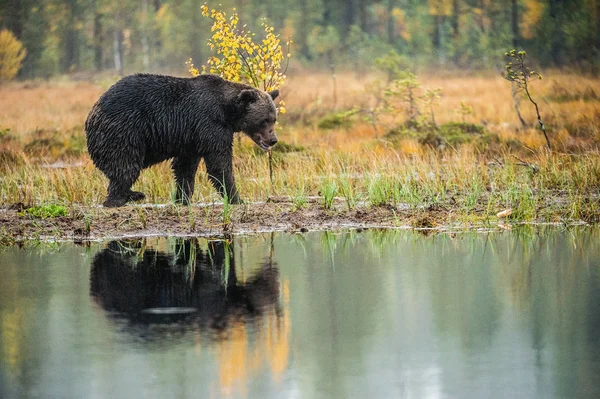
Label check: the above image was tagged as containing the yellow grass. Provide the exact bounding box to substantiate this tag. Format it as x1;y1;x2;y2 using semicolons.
0;81;102;140
1;71;599;224
2;71;599;152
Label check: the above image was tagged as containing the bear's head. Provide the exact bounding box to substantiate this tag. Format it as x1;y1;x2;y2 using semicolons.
237;89;279;151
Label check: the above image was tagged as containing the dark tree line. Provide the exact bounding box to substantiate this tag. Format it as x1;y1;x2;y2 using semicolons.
1;0;599;78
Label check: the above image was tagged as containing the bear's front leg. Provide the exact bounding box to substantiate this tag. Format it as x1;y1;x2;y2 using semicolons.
204;153;241;204
172;157;201;205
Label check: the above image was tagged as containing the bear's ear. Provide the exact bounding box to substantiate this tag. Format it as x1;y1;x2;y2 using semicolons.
269;89;279;100
238;89;259;105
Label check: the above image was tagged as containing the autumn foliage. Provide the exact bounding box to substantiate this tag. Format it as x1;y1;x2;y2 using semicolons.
0;29;26;82
187;3;290;112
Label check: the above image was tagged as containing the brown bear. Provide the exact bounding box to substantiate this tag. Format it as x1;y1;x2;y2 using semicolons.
85;73;279;207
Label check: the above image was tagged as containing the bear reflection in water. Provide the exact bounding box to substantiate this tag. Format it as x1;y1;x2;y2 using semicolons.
90;238;281;336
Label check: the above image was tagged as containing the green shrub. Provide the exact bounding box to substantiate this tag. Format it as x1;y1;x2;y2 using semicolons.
318;108;360;130
19;204;68;219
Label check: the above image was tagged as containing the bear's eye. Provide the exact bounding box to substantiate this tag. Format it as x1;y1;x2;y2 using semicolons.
262;119;269;126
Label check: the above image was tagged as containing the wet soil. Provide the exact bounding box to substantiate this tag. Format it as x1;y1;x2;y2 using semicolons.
0;197;459;243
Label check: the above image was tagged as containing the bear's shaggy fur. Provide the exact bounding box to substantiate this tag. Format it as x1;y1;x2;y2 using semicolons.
85;73;279;207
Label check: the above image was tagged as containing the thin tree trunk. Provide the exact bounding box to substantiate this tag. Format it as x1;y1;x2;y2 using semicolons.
113;29;124;76
479;0;488;65
595;0;600;75
387;0;395;44
432;14;440;49
478;0;486;31
63;0;79;73
322;0;333;25
93;0;103;71
298;0;310;59
511;82;527;128
5;0;25;38
548;0;564;66
152;0;163;65
359;0;368;32
190;0;202;69
438;15;445;65
141;0;150;71
451;0;459;37
525;88;551;150
342;0;356;37
330;60;337;109
511;0;519;48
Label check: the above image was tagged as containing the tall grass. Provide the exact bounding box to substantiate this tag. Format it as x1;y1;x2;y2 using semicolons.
2;144;600;221
320;179;338;210
1;72;599;223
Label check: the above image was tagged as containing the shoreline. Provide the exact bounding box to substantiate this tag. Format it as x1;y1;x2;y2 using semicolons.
0;197;592;244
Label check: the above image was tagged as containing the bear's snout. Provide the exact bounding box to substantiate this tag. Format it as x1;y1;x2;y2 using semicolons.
267;137;278;147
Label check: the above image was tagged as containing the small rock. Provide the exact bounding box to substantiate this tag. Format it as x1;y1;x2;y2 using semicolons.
496;209;512;218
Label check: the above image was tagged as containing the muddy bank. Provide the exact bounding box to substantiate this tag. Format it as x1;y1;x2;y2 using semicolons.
0;196;586;244
0;197;449;243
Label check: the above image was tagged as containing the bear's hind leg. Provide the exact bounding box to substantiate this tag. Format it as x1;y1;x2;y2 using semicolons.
104;180;131;207
128;191;146;202
104;170;141;207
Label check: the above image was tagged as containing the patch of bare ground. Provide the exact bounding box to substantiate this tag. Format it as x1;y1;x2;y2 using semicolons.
3;189;597;244
0;198;456;243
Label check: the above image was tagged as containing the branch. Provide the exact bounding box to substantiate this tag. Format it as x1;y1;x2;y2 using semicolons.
511;82;527;128
236;47;259;88
523;85;551;151
511;154;539;173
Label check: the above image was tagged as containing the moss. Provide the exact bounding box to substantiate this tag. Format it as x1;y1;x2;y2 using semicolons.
23;128;86;157
317;108;360;129
0;228;17;246
434;122;487;147
271;141;305;153
0;125;11;138
439;122;485;135
387;121;488;148
412;216;436;228
418;132;446;147
385;120;424;138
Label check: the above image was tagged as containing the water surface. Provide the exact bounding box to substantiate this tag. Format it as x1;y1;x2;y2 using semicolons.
1;228;600;398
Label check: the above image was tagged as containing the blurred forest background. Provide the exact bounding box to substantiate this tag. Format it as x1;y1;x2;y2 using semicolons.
1;0;600;79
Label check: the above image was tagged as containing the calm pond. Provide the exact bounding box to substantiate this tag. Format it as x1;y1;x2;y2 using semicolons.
1;228;600;399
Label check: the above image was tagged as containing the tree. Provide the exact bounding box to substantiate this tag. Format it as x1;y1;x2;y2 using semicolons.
0;0;599;77
387;0;396;44
547;0;565;65
511;0;519;47
61;0;84;72
92;0;103;71
451;0;460;37
0;29;27;81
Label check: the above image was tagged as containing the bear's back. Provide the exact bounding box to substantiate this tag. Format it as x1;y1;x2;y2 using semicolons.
100;74;193;109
